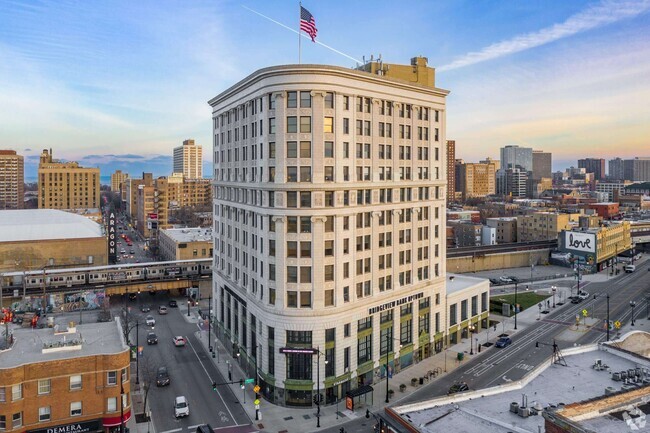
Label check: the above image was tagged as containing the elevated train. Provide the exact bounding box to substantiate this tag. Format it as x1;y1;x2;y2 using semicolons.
0;259;212;292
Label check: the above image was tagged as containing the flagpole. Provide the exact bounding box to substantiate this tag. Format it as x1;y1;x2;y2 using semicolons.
298;1;302;64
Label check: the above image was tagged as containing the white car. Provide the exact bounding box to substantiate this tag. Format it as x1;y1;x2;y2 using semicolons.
173;336;186;347
577;291;589;300
145;315;155;327
174;396;189;418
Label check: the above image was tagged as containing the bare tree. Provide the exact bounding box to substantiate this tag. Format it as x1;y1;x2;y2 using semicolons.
138;354;160;419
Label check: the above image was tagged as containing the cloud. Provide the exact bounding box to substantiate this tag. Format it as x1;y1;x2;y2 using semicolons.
438;0;650;71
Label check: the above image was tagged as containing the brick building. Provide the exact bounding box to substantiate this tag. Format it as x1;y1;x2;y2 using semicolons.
0;320;131;433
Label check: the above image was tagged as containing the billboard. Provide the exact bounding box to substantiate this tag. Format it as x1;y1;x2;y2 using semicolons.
564;231;596;253
108;211;117;263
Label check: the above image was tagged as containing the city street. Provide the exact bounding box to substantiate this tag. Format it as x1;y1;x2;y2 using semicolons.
116;293;251;433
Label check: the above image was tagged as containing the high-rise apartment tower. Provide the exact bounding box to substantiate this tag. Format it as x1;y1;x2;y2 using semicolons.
37;149;100;209
0;150;24;209
173;139;203;179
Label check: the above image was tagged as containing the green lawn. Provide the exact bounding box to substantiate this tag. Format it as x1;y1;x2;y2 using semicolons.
490;292;550;316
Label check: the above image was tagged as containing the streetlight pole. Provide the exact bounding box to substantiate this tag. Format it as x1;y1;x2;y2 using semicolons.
136;321;140;385
187;288;191;317
606;294;610;341
552;286;556;308
316;347;321;428
208;294;213;356
630;301;636;326
469;323;475;355
514;281;518;330
384;332;400;404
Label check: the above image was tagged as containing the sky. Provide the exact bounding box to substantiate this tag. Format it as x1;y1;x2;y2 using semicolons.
1;0;649;177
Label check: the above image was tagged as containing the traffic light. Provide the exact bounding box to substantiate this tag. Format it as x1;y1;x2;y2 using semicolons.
239;379;244;389
212;382;217;391
366;409;370;418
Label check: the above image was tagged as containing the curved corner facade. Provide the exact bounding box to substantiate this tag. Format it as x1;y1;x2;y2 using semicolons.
210;63;451;407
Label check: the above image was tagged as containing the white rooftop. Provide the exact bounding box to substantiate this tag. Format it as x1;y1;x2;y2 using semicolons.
0;209;105;242
446;274;488;296
161;227;212;243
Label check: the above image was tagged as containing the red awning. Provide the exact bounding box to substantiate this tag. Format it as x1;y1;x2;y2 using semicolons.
103;409;131;427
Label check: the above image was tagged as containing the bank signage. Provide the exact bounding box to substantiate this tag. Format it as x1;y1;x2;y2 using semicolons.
368;292;424;315
108;211;117;263
279;347;318;354
564;231;596;253
28;419;101;433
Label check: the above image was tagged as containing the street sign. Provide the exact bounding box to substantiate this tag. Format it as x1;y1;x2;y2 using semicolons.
255;404;260;410
254;399;260;405
245;378;255;384
614;321;622;329
582;309;588;317
253;385;260;393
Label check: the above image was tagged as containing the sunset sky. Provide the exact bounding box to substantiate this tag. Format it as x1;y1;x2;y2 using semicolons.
1;0;649;176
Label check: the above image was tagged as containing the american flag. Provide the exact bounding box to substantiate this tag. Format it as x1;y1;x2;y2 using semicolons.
300;6;317;42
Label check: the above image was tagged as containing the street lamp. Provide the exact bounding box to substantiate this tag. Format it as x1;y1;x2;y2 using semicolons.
314;347;328;428
208;294;214;358
514;281;518;330
384;333;402;404
187;288;191;317
469;323;475;355
630;301;636;326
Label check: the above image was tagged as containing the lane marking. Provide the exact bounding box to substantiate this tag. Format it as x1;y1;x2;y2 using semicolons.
159;429;183;433
187;337;238;425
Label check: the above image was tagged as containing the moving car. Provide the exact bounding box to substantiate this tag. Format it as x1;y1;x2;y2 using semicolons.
140;305;151;313
145;315;155;327
495;337;512;348
448;381;469;395
174;396;189;418
489;278;501;285
169;300;178;308
158;306;168;315
156;367;170;386
508;276;519;283
499;276;513;284
196;425;214;433
577;290;589;300
624;264;636;273
173;336;186;347
146;332;158;345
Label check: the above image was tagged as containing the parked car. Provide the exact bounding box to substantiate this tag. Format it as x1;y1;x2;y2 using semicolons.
128;293;137;300
156;367;170;386
145;315;156;327
577;291;589;300
448;381;469;395
147;332;158;345
508;276;519;283
140;305;151;313
174;396;189;418
495;337;512;348
499;276;513;284
173;336;186;347
489;278;501;285
570;296;583;304
158;306;168;315
169;300;178;308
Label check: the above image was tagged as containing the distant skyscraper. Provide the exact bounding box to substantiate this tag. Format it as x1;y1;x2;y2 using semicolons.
497;168;528;197
532;150;552;180
446;140;456;203
173;139;203;179
609;157;624;180
38;149;100;209
500;145;533;172
578;158;605;181
0;150;24;209
456;162;496;199
623;157;650;182
110;169;129;200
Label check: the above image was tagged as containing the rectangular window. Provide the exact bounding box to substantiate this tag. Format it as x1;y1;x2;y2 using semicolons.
107;371;117;386
324;141;334;158
70;375;82;390
300;91;311;108
287;241;298;258
300;216;311;233
287;91;297;108
343;96;349;110
268;94;276;110
324;92;334;108
300;166;311;182
300;191;311;207
300;241;311;258
107;397;118;412
269;117;276;134
287;191;297;208
300;291;311;307
11;384;21;401
300;267;312;283
449;304;457;326
12;413;22;429
324;117;334;133
38;379;50;395
324;265;334;281
287;116;297;133
343;118;349;134
300;141;311;157
357;334;372;364
300;116;311;133
324;166;334;181
70;401;82;417
287;266;298;283
39;407;51;422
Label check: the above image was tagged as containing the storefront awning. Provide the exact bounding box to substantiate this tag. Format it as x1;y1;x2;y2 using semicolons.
346;385;373;398
103;409;131;427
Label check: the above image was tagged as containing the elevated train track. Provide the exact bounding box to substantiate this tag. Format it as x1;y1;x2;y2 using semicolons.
446;240;558;258
0;259;212;300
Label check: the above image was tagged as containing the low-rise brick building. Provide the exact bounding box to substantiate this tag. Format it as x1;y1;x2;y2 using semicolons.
0;320;131;433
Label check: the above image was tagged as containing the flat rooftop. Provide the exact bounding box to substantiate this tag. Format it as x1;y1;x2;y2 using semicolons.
0;209;104;242
445;274;488;296
395;346;650;433
161;227;212;243
1;319;126;369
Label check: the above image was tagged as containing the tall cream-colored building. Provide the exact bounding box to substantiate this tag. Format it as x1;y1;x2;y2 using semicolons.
456;161;496;199
37;149;100;209
173;139;203;179
210;57;488;407
0;150;24;209
110;169;129;199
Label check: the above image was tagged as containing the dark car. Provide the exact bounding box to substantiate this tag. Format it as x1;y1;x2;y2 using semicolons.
508;276;519;283
140;305;151;313
489;278;501;285
570;296;582;304
196;425;214;433
495;337;512;348
169;300;178;308
147;332;158;345
156;367;170;386
448;381;469;395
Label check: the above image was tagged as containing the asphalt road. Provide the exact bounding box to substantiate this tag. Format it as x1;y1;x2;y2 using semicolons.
318;268;649;433
116;293;250;433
